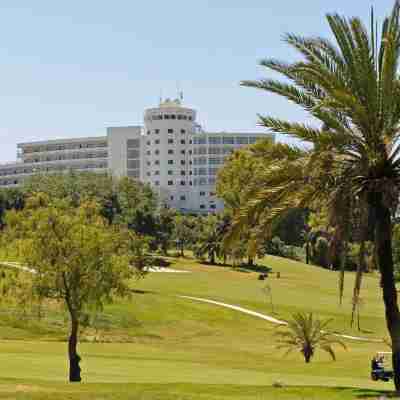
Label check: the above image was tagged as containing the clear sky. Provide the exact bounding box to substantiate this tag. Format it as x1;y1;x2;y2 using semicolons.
0;0;396;162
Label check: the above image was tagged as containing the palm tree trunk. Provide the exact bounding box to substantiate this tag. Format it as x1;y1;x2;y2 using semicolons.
68;316;82;382
370;194;400;391
210;251;215;265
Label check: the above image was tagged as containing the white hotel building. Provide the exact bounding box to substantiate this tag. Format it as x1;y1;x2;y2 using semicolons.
0;99;274;213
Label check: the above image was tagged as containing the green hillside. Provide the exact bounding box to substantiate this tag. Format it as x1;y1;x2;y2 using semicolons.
0;256;393;399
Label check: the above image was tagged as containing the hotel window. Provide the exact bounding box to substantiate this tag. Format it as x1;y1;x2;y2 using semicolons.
180;160;185;165
146;172;151;176
168;170;173;175
155;139;160;144
146;141;151;145
194;137;206;145
168;160;174;165
209;157;222;165
222;136;235;144
236;137;249;144
147;130;150;135
155;129;160;134
154;171;160;175
127;160;140;169
168;139;174;144
200;191;206;196
171;114;176;119
155;160;160;165
200;204;206;209
127;139;140;148
181;150;185;154
180;181;186;185
170;196;174;200
168;180;174;186
154;181;160;186
209;136;222;145
168;149;174;154
128;149;140;158
209;168;218;176
168;129;174;134
210;204;216;210
164;115;170;120
249;137;258;144
155;149;160;155
180;195;186;201
181;129;186;134
180;140;185;144
146;150;151;155
181;171;185;175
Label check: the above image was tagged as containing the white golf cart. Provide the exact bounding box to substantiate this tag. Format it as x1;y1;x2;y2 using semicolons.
371;352;394;382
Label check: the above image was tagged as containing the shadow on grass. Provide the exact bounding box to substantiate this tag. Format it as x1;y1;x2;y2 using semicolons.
353;388;399;398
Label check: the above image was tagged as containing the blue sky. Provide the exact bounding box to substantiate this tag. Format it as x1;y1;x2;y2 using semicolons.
0;0;396;162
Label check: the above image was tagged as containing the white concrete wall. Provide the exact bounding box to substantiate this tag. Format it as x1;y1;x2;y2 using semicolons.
107;126;143;178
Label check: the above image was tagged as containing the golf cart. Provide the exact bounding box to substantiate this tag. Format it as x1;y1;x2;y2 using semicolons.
371;352;394;382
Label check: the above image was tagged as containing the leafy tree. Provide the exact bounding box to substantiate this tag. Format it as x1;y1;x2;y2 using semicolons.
194;215;224;264
173;214;196;257
154;207;176;255
271;208;309;247
0;187;25;229
23;172;159;228
275;313;346;363
241;2;400;387
4;194;147;382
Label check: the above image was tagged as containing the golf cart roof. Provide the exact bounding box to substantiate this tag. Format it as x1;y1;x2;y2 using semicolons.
377;352;392;355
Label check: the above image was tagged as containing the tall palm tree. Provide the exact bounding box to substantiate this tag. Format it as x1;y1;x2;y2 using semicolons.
241;2;400;389
276;313;346;363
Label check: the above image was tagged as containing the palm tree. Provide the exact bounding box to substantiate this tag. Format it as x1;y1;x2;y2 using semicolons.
276;313;346;363
241;2;400;389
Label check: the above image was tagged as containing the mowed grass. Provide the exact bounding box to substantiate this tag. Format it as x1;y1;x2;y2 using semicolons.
0;255;394;399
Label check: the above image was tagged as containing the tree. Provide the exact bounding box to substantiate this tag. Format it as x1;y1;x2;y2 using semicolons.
154;206;176;255
275;313;346;363
4;194;147;382
194;215;224;264
241;2;400;388
217;142;281;265
173;214;196;257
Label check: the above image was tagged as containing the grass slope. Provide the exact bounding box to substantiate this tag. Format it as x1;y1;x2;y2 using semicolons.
0;255;393;399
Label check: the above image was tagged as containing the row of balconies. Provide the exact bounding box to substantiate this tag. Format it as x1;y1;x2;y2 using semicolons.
0;159;108;178
20;141;108;155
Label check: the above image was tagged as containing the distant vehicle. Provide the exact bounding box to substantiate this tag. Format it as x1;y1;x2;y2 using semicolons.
371;352;393;382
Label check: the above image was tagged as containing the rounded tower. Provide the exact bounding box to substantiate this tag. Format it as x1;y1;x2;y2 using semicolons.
143;98;196;209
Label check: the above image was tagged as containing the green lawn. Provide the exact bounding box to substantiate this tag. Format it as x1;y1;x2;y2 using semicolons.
0;255;395;399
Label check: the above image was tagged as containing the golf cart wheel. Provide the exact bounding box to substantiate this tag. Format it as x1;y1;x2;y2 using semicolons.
371;372;378;381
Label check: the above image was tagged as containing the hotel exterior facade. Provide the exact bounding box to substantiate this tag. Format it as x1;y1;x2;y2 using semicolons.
0;99;274;213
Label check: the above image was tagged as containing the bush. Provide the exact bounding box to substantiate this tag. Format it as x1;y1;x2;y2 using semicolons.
265;237;302;261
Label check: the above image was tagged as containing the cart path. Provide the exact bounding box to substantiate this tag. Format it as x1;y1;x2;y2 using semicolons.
178;295;383;343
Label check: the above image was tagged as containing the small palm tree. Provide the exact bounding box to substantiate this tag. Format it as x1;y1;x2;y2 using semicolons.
276;313;346;363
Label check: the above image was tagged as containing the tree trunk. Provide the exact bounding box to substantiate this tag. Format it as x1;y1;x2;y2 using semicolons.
369;193;400;391
210;251;215;265
68;316;82;382
305;241;310;264
180;244;184;257
248;256;254;267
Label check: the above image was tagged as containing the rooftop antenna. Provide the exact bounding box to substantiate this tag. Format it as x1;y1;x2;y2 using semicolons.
176;81;184;103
